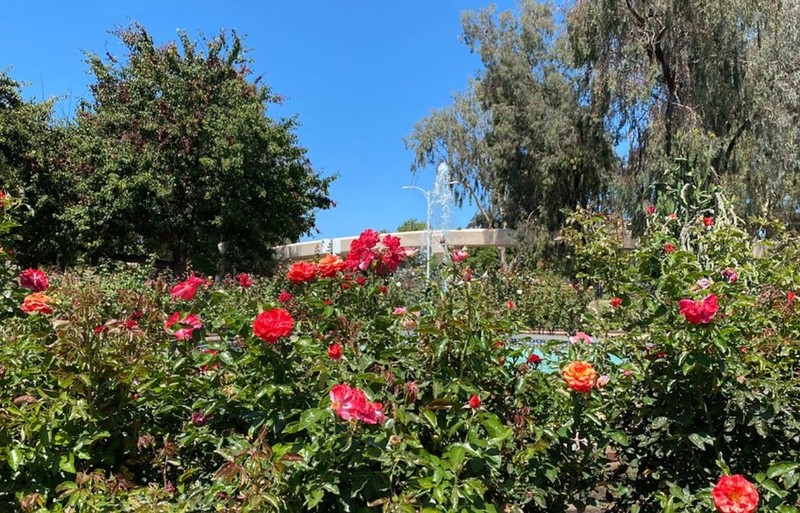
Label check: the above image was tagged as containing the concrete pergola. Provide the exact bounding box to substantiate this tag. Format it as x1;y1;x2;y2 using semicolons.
273;229;517;261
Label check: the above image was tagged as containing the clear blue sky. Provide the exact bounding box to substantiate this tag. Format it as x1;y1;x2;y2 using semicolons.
1;0;519;241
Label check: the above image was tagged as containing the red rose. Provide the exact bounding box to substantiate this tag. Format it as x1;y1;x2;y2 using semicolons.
236;273;253;288
678;294;719;324
527;353;542;365
467;394;481;410
287;262;318;284
19;269;49;292
703;216;715;226
329;384;385;425
460;267;473;282
171;274;207;301
277;290;292;304
662;242;676;254
21;293;54;315
788;291;796;303
610;296;622;308
507;300;516;309
379;285;388;295
646;205;656;215
164;312;202;340
712;474;758;513
253;308;294;343
327;342;342;360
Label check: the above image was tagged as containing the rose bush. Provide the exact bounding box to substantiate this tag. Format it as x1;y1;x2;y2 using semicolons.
0;217;798;512
564;207;800;512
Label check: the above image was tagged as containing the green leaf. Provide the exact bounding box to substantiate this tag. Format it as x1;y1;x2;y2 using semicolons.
59;453;76;474
767;462;800;479
448;445;466;471
7;447;22;472
761;479;787;498
609;430;629;446
687;433;706;450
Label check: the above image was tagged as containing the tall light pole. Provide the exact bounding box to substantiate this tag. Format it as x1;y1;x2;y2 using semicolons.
402;185;432;281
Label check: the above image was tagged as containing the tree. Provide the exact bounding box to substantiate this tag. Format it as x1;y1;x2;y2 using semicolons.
69;25;333;273
0;73;79;266
566;0;800;228
396;218;427;232
406;1;615;261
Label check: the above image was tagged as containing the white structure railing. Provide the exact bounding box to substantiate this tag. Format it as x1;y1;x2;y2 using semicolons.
273;229;517;261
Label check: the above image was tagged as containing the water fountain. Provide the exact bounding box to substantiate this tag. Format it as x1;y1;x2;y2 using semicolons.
430;162;454;253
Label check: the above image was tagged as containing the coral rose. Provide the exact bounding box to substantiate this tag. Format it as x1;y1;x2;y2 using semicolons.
21;293;54;315
19;269;49;292
170;274;207;301
562;361;597;393
678;294;719;324
287;261;317;284
712;474;758;513
252;308;294;343
452;249;469;262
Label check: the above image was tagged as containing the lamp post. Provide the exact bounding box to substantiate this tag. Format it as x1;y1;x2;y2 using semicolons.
402;185;432;281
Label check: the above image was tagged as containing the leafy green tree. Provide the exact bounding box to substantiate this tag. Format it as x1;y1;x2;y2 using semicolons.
69;25;333;273
407;1;615;260
0;73;79;266
396;218;427;232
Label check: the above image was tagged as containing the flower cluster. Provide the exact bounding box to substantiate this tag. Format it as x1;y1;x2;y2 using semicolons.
344;229;407;276
678;294;719;324
329;384;385;425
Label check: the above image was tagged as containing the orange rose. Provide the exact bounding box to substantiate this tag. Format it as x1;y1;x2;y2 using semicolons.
562;361;597;393
318;254;344;278
21;293;54;315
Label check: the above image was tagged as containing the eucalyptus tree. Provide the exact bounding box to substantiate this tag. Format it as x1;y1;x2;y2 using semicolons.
407;1;615;261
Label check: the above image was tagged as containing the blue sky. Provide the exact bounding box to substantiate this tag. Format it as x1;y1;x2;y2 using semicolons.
1;0;520;241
